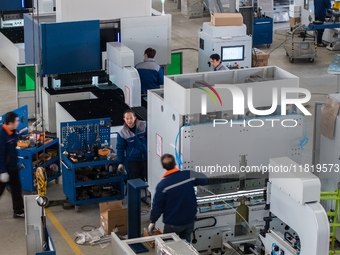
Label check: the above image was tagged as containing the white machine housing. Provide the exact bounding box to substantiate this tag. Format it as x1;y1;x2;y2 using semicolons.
198;22;252;71
121;14;172;66
107;42;141;107
111;232;200;255
0;33;24;76
147;66;306;251
315;93;340;236
34;0;54;13
263;157;329;255
25;195;55;255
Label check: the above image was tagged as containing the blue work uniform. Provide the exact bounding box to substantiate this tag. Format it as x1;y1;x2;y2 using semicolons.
116;120;147;180
135;58;164;93
150;168;208;241
0;124;24;215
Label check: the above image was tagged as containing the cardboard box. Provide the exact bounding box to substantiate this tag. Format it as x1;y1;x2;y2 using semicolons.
290;17;301;27
143;229;163;248
289;10;300;18
252;49;269;67
211;13;243;26
100;200;127;235
289;4;301;12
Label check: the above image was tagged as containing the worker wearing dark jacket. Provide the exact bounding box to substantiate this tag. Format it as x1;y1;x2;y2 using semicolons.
314;0;331;46
0;111;25;218
116;110;147;181
148;154;208;242
135;48;164;93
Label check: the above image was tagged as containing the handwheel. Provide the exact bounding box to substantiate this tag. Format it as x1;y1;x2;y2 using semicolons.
308;58;314;63
289;58;294;63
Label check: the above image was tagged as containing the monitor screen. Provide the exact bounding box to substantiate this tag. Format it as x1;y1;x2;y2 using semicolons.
221;46;245;62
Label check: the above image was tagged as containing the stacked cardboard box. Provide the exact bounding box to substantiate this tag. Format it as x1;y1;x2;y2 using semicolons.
289;4;301;27
252;49;269;67
181;0;203;19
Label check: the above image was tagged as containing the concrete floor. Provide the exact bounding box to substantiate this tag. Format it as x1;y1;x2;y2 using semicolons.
0;0;338;254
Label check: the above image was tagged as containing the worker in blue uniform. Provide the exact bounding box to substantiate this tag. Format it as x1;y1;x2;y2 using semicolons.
116;110;147;182
314;0;332;46
0;112;25;218
210;53;228;71
135;48;164;93
148;154;208;242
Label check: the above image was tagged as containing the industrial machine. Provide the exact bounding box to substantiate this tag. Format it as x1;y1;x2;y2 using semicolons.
0;0;170;131
114;156;330;254
314;93;340;219
147;66;311;253
17;0;171;132
0;0;32;76
259;157;329;255
112;232;200;254
198;22;252;71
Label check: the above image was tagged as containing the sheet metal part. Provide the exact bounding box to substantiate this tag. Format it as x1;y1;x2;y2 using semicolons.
197;188;264;204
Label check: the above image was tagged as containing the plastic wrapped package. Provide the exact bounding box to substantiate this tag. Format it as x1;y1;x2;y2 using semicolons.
74;227;111;249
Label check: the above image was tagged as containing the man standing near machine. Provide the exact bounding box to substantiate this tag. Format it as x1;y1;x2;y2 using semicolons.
135;48;164;94
116;110;147;182
210;53;228;71
148;154;208;242
0;111;25;218
314;0;331;46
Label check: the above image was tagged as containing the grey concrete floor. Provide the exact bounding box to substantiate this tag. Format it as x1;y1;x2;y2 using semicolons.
0;0;337;254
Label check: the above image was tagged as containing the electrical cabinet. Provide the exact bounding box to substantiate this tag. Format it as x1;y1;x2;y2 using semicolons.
253;16;273;46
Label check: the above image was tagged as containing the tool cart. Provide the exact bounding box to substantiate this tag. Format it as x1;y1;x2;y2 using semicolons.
284;24;317;63
60;118;124;212
17;137;61;192
0;105;61;192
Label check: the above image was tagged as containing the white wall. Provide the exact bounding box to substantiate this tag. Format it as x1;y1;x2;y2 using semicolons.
56;0;152;22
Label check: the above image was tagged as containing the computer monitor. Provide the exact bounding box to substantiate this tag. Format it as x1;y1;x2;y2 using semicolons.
221;46;245;62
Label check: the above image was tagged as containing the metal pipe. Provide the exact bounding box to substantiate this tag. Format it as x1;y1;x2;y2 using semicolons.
249;247;260;255
197;188;264;204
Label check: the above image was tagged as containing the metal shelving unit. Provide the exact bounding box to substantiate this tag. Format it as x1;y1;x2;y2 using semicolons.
18;138;61;192
59;118;125;211
61;154;124;208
